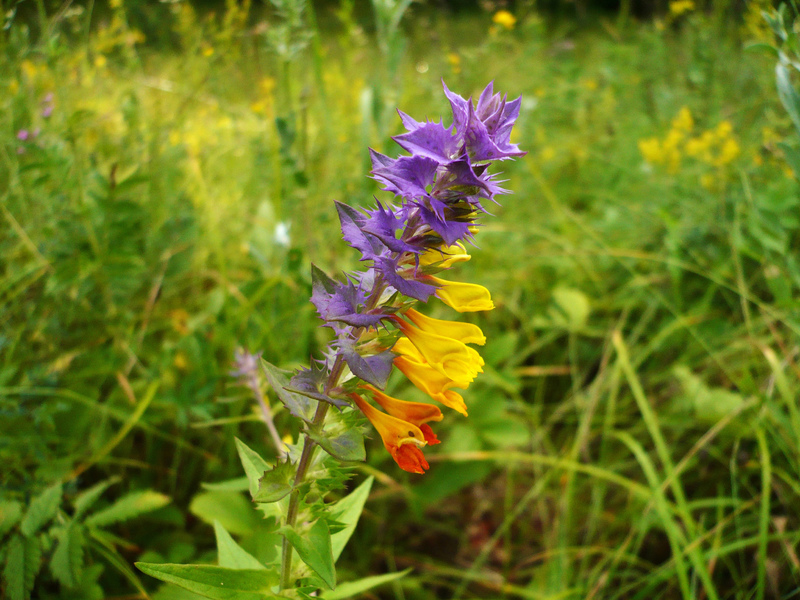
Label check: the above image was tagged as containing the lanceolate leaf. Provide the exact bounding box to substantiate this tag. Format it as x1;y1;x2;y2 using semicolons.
19;483;62;537
234;438;271;499
260;360;316;423
84;490;170;528
73;477;121;519
50;521;85;588
321;568;412;600
214;521;265;570
278;520;336;590
136;563;279;600
254;459;295;503
329;477;374;561
3;533;42;600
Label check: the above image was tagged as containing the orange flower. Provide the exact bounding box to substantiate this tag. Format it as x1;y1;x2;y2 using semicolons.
351;393;431;474
361;384;442;445
393;338;469;415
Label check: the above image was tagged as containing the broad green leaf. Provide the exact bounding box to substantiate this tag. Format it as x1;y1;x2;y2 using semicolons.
3;533;41;600
329;477;373;561
214;521;265;570
189;492;259;536
202;478;250;493
50;521;85;588
84;490;170;528
19;483;62;537
136;563;279;600
279;519;336;589
0;500;23;539
321;568;411;600
234;438;271;499
550;287;590;330
260;360;315;423
73;477;120;519
254;460;295;503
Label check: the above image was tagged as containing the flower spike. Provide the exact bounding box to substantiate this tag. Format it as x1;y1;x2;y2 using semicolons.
300;82;523;472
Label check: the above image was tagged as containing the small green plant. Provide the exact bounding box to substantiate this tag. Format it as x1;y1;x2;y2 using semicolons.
0;479;169;600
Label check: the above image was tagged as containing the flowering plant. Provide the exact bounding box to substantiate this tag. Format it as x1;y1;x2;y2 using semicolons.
137;81;524;598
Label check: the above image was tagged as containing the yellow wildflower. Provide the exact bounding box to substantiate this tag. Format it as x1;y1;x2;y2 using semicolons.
492;10;517;30
429;276;495;312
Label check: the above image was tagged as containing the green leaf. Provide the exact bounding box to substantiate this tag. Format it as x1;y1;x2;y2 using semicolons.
279;519;336;589
2;533;41;600
779;142;800;178
84;490;170;528
202;478;250;493
260;360;315;423
0;500;23;540
777;62;800;137
234;438;271;499
254;460;295;503
50;521;85;588
321;568;411;600
744;42;779;57
136;563;279;600
189;492;260;536
19;483;62;537
328;477;373;561
73;477;121;519
308;410;366;462
213;522;265;570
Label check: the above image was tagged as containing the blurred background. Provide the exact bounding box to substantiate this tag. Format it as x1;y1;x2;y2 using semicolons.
3;0;800;598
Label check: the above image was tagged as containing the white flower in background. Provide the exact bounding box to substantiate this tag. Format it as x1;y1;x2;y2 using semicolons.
274;221;291;247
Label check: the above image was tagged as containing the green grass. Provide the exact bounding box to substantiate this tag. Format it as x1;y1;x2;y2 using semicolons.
1;1;800;598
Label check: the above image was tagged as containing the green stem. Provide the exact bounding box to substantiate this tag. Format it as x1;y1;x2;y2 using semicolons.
278;271;387;589
279;400;329;590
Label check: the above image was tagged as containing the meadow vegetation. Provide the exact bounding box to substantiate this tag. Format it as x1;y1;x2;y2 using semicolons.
2;0;800;598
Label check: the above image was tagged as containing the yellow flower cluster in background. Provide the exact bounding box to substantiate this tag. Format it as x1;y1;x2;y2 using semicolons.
669;0;695;17
639;107;741;189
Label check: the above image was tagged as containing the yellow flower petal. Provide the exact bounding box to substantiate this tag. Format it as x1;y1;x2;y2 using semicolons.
404;308;486;346
430;277;495;312
394;318;482;388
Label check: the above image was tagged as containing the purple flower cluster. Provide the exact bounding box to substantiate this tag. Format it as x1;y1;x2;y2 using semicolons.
306;81;524;395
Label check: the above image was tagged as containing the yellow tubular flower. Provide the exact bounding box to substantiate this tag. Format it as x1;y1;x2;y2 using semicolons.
429;276;495;312
404;308;486;346
361;385;442;446
393;338;469;416
393;318;483;388
351;394;430;474
419;243;471;268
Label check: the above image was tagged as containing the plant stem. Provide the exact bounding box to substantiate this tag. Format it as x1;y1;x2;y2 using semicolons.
279;400;329;590
278;271;387;589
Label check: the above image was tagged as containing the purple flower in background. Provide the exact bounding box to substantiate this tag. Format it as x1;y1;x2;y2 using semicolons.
17;129;29;141
41;93;54;118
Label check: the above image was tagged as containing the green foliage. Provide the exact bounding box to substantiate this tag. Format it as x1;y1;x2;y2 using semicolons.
278;520;336;589
135;563;279;600
5;0;800;599
0;481;168;599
